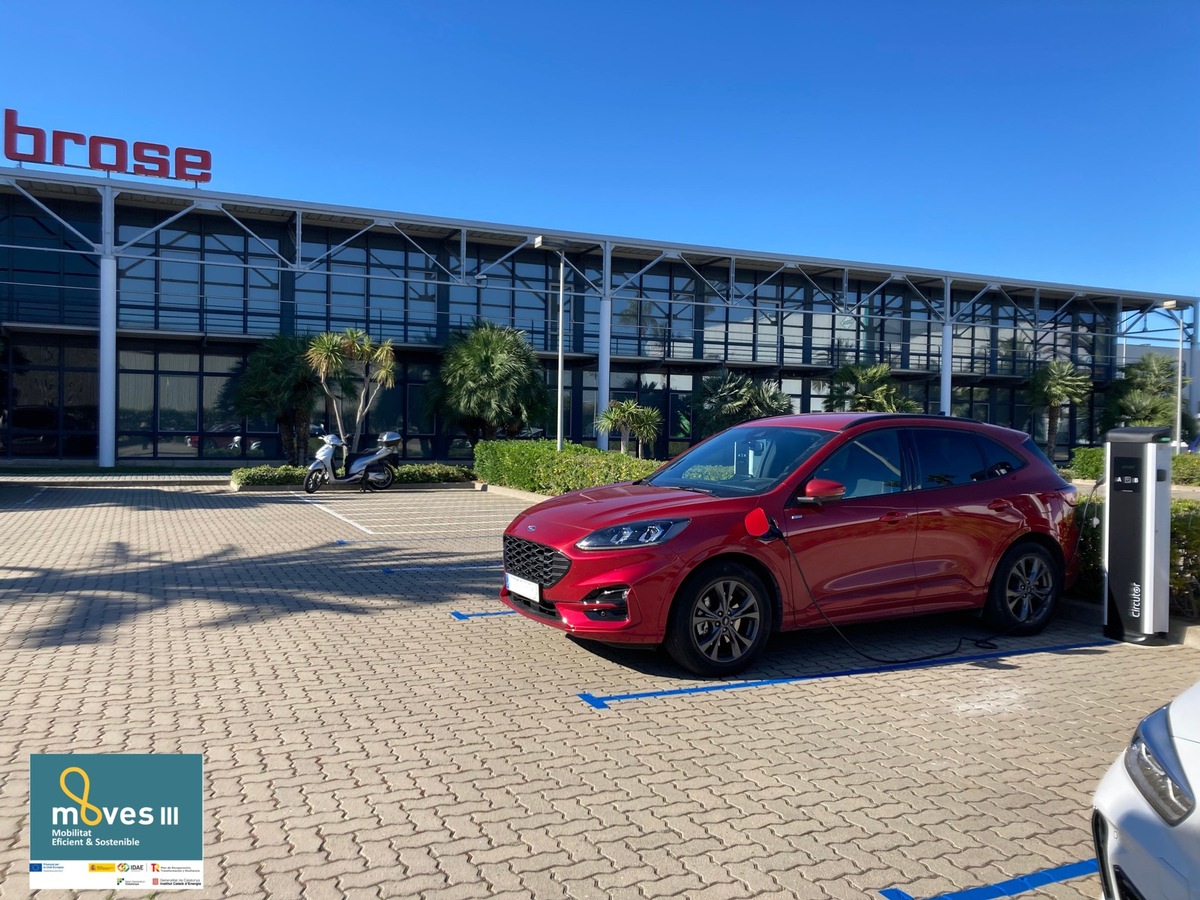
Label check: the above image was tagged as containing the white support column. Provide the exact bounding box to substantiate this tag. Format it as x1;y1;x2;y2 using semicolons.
98;185;117;467
1190;304;1199;425
940;276;953;415
597;241;612;451
556;252;565;452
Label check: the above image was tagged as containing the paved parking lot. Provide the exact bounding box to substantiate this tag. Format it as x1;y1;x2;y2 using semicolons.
1;483;1198;900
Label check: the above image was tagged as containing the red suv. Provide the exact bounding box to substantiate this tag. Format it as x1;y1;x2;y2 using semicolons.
500;413;1080;676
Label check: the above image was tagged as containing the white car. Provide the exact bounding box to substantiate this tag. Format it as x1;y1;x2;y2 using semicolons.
1093;679;1199;900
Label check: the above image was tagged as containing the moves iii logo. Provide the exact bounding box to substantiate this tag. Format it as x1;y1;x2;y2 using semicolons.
3;109;212;183
30;753;203;891
53;766;179;827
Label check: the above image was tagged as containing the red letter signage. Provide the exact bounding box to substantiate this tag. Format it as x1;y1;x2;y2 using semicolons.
2;109;212;183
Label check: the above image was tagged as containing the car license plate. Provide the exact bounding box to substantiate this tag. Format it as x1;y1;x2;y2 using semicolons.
505;572;540;603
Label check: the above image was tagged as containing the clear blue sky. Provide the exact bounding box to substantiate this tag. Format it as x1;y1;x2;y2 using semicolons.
3;1;1196;295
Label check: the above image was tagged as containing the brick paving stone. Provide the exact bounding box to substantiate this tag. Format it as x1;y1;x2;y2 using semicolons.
0;483;1197;899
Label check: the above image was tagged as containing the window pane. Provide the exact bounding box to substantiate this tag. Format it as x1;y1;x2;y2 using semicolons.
118;373;154;430
812;430;904;499
158;374;198;431
912;429;986;488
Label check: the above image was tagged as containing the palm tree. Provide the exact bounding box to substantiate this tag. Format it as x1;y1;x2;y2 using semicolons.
824;363;919;413
1120;351;1180;395
1111;389;1173;427
1028;359;1092;461
430;322;549;446
594;398;641;455
1101;351;1192;436
305;329;396;452
629;405;663;459
699;369;794;436
231;334;324;466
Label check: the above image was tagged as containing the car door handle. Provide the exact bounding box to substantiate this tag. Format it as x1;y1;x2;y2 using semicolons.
988;499;1011;511
879;511;909;523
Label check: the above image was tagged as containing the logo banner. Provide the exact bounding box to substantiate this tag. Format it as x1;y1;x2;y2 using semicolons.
29;754;203;890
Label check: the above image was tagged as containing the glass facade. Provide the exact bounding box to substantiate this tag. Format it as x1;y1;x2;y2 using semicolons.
0;174;1184;463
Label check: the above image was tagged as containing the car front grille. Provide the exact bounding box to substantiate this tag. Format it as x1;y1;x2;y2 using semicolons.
506;591;560;621
503;535;571;587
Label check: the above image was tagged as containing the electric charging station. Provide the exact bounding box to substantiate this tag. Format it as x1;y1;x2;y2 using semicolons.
1102;426;1172;644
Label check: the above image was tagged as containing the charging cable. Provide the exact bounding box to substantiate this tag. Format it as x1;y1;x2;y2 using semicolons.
749;509;1026;666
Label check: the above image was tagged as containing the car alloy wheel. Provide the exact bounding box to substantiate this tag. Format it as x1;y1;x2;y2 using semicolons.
666;562;772;676
985;542;1060;635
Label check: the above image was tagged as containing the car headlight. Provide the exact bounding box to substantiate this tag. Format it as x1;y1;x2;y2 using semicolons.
1123;704;1195;825
576;519;689;550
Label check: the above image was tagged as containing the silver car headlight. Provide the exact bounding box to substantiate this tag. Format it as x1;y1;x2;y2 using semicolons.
1123;704;1195;825
576;519;689;550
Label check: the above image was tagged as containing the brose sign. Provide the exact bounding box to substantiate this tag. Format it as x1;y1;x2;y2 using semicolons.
3;109;212;183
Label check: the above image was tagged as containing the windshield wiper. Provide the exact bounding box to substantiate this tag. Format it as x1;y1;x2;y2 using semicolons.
673;485;714;494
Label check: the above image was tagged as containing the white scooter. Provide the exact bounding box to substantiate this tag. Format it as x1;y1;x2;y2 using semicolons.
304;431;401;494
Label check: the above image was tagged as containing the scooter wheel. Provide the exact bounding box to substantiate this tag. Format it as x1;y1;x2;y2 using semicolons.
364;464;395;491
304;470;324;494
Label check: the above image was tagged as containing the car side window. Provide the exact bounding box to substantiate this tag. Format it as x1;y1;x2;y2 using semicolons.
912;429;991;488
811;429;904;499
974;435;1024;480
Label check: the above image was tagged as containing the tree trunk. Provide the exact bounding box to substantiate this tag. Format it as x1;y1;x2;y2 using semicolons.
1046;406;1061;462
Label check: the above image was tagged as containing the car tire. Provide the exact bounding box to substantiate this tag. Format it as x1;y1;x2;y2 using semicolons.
364;463;395;491
303;469;324;494
983;542;1061;635
664;561;772;677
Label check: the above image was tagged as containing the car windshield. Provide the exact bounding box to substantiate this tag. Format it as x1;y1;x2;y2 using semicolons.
646;425;833;497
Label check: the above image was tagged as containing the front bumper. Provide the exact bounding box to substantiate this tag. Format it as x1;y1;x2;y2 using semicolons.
1093;754;1199;900
500;548;686;644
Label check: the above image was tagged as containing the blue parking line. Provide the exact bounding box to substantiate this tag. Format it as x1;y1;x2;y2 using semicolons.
578;640;1111;709
450;610;518;620
878;858;1098;900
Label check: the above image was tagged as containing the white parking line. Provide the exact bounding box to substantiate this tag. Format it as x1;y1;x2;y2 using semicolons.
361;519;506;526
294;496;376;534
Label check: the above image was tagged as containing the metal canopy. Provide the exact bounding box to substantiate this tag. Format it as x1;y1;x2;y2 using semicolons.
0;165;1190;311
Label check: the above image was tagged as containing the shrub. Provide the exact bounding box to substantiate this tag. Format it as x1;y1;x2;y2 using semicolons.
231;465;309;486
1065;446;1200;486
473;440;555;491
391;463;474;484
1068;447;1104;482
1172;454;1200;486
231;462;475;486
474;440;660;494
1073;494;1200;618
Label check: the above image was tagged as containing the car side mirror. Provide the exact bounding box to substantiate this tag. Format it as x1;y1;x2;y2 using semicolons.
794;477;846;506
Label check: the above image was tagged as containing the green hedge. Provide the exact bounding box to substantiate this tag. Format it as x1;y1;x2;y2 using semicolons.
1174;454;1200;485
474;440;661;495
230;465;310;486
231;462;474;486
1074;495;1200;618
391;463;474;484
1068;446;1200;485
1068;447;1104;482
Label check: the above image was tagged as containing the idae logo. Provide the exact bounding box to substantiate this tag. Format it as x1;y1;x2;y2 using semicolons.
53;765;180;827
